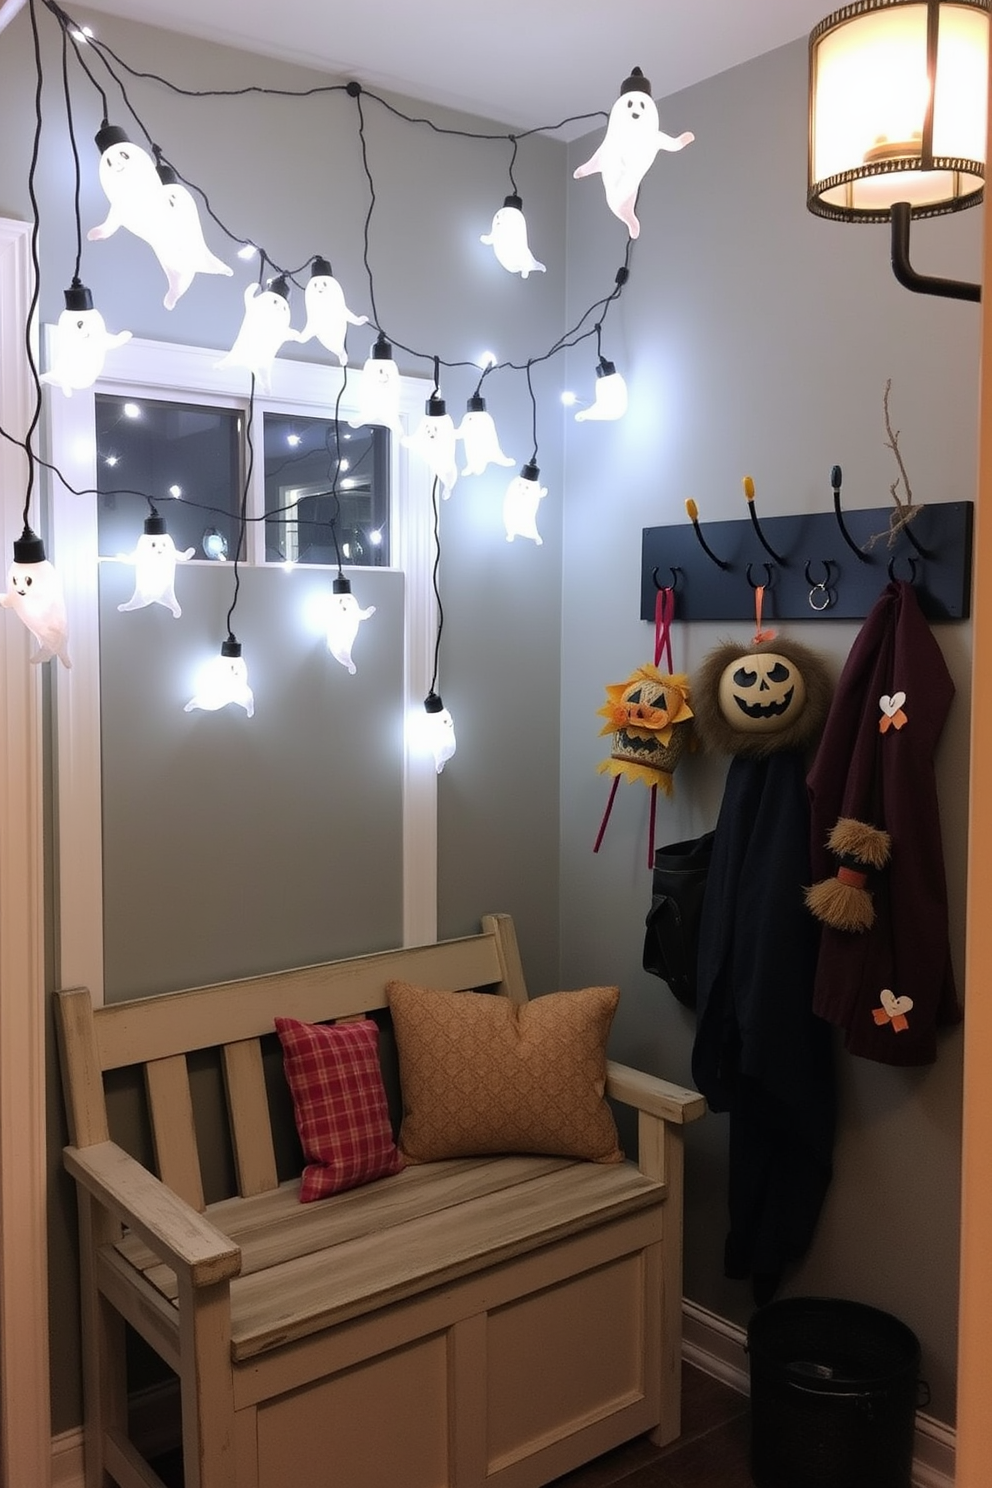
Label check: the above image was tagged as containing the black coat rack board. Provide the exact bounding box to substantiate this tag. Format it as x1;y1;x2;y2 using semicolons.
640;500;973;625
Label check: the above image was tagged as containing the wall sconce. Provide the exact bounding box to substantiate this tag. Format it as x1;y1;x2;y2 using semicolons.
808;0;989;301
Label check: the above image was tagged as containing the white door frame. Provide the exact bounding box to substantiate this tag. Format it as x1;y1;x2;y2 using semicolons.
0;216;52;1484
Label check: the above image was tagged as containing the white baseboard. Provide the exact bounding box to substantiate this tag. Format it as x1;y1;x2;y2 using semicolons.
682;1299;956;1488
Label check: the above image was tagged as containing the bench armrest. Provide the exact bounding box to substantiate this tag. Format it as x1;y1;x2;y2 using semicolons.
606;1061;706;1125
64;1140;241;1288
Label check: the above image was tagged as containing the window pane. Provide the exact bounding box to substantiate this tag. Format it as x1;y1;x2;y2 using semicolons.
263;413;389;566
95;395;242;560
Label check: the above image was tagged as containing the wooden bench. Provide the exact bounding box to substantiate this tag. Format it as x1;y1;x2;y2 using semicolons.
55;913;705;1488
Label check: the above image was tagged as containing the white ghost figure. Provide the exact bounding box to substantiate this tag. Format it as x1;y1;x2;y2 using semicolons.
184;642;254;717
155;166;234;309
326;585;376;674
403;402;458;499
349;339;403;435
215;279;302;393
480;195;546;278
572;67;693;239
424;693;456;774
88;128;231;309
41;286;131;396
117;518;195;617
301;258;368;365
0;533;71;667
503;463;547;545
455;397;514;476
575;359;629;422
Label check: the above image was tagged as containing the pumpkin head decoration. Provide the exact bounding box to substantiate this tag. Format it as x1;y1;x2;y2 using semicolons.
597;665;694;794
693;637;832;759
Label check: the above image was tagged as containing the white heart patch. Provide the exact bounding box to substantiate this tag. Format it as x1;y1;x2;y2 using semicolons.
881;988;914;1018
879;692;906;717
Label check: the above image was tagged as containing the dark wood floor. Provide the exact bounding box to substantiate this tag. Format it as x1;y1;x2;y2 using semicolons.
549;1363;753;1488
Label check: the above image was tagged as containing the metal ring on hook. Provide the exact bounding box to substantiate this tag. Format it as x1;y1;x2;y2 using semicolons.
804;558;834;612
745;562;774;590
651;565;680;591
888;554;919;584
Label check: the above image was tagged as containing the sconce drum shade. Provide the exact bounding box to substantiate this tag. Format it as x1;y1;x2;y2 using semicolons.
808;0;989;221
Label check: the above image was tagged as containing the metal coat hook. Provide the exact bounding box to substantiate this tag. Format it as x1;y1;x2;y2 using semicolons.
804;558;834;611
684;498;731;570
746;561;774;589
888;554;919;584
831;464;869;563
651;566;680;590
743;476;788;565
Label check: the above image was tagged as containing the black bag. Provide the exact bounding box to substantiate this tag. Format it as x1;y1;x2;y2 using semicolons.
642;831;715;1009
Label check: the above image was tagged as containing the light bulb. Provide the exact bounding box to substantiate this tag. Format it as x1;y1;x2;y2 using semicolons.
300;256;369;366
117;513;194;618
503;462;547;545
216;275;302;393
424;690;456;774
0;527;72;667
349;334;403;435
326;577;376;674
40;282;131;396
88;126;232;309
403;394;458;498
455;393;514;476
573;67;693;239
480;194;546;278
575;358;628;422
184;638;254;716
287;433;302;447
202;527;228;561
560;390;577;407
123;402;141;419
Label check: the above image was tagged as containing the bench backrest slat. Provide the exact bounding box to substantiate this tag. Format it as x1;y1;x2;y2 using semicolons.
222;1039;279;1198
145;1054;205;1211
55;916;528;1206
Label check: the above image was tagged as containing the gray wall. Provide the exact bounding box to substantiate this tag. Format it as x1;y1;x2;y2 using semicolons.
0;4;565;1431
560;39;978;1425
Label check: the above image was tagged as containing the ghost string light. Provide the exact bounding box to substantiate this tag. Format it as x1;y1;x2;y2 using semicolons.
573;65;694;239
403;358;458;500
301;255;369;365
350;333;403;435
503;363;547;544
422;476;456;773
456;366;514;476
324;382;376;674
575;323;628;423
116;506;194;617
40;278;131;395
216;271;303;393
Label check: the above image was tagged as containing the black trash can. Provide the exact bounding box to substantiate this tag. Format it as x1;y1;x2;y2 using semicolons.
747;1297;923;1488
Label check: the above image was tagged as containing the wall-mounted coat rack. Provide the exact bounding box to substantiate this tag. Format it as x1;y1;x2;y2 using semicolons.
640;491;973;625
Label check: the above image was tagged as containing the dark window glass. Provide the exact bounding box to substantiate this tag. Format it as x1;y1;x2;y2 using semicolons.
263;414;389;566
95;396;242;560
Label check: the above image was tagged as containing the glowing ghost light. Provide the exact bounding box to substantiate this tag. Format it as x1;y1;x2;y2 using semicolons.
0;527;72;667
455;393;515;477
184;638;254;716
480;194;546;278
326;576;376;674
216;276;302;392
349;334;403;435
572;67;694;239
301;256;369;365
575;357;629;422
424;690;456;774
503;462;547;545
153;161;234;309
117;512;195;618
40;282;132;396
403;395;458;499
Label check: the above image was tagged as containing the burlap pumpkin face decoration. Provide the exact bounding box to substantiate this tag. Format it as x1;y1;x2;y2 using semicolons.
717;651;807;734
693;637;833;759
597;666;694;795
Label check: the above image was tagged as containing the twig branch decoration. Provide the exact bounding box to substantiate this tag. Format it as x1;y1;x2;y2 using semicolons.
863;378;924;549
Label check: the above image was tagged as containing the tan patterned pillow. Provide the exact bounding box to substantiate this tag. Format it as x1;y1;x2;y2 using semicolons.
386;981;623;1164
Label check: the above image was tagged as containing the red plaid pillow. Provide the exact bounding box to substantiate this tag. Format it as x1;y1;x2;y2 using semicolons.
275;1016;404;1202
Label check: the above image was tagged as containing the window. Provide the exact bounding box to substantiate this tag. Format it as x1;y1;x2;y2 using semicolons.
47;333;438;1005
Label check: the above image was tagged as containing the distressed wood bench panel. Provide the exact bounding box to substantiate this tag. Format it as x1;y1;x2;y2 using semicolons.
117;1156;667;1359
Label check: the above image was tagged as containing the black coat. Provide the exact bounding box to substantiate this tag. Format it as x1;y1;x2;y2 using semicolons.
692;749;835;1303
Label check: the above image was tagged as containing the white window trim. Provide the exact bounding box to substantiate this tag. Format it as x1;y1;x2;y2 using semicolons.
0;217;52;1484
46;335;438;1006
